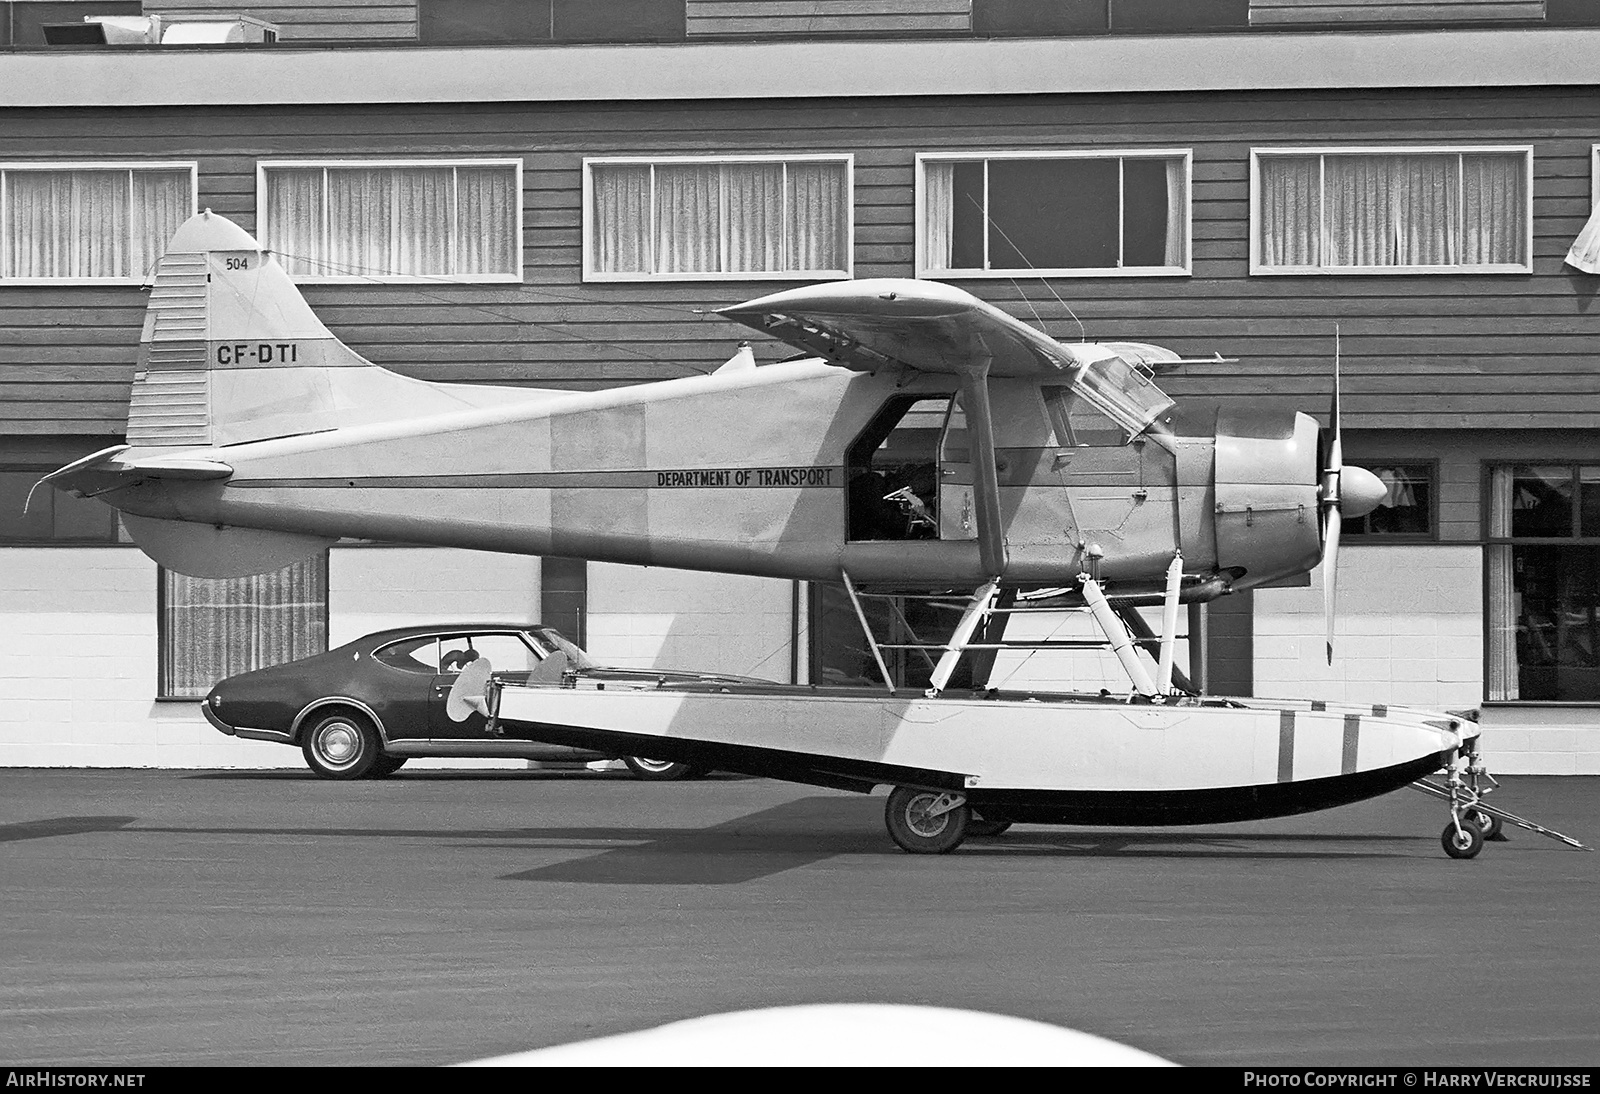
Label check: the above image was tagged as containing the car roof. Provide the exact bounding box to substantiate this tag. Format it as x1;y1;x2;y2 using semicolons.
341;624;550;651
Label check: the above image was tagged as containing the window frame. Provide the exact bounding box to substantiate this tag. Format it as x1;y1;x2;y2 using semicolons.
581;153;855;283
1249;145;1534;276
914;148;1194;279
1339;458;1439;544
254;158;525;285
0;161;198;286
1480;460;1600;706
1590;144;1600;206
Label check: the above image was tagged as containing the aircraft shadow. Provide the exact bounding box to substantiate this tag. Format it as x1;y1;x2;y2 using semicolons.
0;815;138;843
503;798;1429;885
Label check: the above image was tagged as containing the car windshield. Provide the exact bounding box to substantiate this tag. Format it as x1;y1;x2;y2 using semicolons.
534;627;599;671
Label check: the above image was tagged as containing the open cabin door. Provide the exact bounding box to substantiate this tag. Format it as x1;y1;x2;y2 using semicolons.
846;394;958;543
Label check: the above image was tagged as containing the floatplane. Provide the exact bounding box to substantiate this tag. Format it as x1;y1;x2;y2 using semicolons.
36;211;1587;857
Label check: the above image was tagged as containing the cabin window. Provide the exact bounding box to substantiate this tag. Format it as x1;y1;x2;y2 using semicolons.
1485;464;1600;703
0;163;195;283
158;555;328;700
1252;147;1532;274
915;150;1191;278
1041;386;1129;448
583;155;852;281
256;160;522;283
1341;462;1436;540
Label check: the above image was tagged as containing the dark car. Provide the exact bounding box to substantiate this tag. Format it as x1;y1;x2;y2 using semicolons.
202;623;746;781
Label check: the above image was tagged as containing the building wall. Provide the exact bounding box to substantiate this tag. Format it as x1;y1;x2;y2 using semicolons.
4;86;1600;436
586;562;797;680
1253;544;1484;712
0;544;543;767
148;1;419;39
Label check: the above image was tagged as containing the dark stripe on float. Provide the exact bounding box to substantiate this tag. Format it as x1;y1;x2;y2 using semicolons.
1372;704;1388;717
1311;701;1326;712
1342;715;1361;775
1278;710;1295;783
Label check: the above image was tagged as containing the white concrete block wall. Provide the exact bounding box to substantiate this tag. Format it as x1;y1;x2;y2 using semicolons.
1;545;542;768
586;564;797;681
328;546;541;646
1253;545;1483;712
0;547;275;768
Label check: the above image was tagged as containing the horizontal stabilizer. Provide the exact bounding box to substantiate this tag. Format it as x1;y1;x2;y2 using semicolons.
121;513;333;579
33;446;233;505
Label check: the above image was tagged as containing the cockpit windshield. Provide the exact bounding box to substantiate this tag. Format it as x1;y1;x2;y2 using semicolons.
1068;348;1175;442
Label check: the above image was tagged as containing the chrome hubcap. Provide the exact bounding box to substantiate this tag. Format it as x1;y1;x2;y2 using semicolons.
317;723;360;767
631;758;677;773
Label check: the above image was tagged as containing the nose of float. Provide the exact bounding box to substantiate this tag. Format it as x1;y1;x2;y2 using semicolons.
1339;465;1388;520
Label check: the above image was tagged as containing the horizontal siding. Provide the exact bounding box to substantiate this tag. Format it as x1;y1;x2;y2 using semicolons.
687;0;971;35
147;1;419;39
1249;0;1545;24
4;87;1600;436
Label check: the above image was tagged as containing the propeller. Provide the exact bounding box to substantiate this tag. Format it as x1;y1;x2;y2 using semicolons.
1319;333;1388;664
445;657;494;721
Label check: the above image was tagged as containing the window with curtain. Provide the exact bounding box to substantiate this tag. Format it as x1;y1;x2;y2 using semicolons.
917;151;1190;277
159;554;329;699
1485;464;1600;703
257;161;521;282
585;156;851;280
0;163;194;282
1253;148;1531;274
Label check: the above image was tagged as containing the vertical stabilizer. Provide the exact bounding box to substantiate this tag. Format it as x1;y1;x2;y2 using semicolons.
126;210;557;451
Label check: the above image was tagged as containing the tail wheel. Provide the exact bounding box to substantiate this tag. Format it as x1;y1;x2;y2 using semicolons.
885;786;970;854
1442;817;1485;860
302;711;381;780
622;756;695;781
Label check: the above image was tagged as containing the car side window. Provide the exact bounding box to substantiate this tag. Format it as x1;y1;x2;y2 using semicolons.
438;634;541;674
372;637;440;673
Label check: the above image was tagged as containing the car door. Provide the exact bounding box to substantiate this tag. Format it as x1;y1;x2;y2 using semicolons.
365;634;445;742
425;631;543;739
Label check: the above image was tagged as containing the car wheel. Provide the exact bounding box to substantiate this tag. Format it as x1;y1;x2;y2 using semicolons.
302;710;381;780
622;756;695;781
368;754;408;778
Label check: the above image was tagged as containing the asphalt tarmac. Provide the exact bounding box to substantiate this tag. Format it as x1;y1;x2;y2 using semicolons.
1;768;1595;1067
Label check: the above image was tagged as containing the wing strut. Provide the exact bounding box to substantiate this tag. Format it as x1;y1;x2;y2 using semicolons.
841;569;896;693
958;362;1008;580
927;580;1000;695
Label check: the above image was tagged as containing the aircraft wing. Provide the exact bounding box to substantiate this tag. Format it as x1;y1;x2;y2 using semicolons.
717;278;1083;379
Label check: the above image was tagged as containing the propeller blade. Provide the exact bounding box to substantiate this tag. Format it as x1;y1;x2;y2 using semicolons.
1323;506;1341;665
1320;325;1344;665
445;657;494;721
